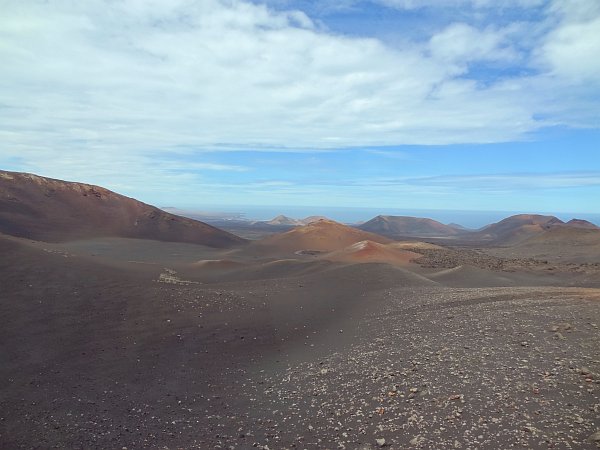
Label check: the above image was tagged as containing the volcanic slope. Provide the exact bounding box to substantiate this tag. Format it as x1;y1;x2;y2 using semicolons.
250;219;394;254
0;170;245;247
564;218;600;229
263;215;328;226
320;240;421;266
2;231;599;449
489;226;600;263
358;215;461;238
474;214;564;245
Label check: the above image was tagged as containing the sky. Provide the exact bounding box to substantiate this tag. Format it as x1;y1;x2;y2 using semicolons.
1;0;599;218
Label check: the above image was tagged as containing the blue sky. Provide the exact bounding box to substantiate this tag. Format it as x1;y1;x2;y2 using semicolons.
1;0;599;216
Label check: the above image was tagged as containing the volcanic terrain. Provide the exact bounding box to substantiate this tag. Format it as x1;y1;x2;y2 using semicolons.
358;215;462;238
1;172;599;449
0;170;244;247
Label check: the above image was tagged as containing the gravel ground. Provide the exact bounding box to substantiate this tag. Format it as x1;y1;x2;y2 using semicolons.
222;287;600;450
2;235;599;449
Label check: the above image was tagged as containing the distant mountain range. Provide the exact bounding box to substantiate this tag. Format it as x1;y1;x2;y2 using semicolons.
472;214;598;245
357;215;462;237
356;213;598;245
1;170;597;250
262;215;328;226
206;212;598;246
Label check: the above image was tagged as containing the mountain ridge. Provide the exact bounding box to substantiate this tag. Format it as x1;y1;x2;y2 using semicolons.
0;170;246;247
357;215;462;237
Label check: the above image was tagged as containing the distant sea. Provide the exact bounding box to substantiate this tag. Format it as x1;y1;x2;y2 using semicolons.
173;204;600;230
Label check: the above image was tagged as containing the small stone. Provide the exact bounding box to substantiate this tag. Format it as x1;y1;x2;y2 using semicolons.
410;436;423;446
376;438;386;447
588;431;600;443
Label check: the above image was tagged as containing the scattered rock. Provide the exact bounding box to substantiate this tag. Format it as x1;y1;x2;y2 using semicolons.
588;431;600;444
410;435;424;446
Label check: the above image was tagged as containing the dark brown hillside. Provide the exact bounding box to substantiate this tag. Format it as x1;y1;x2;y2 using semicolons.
473;214;564;245
0;170;245;247
253;219;393;253
565;218;599;229
358;215;460;237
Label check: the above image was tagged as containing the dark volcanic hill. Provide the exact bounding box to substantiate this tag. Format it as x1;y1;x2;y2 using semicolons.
0;170;246;247
448;223;469;231
474;214;564;245
265;215;302;226
357;215;461;238
262;215;328;226
564;218;599;229
254;219;393;253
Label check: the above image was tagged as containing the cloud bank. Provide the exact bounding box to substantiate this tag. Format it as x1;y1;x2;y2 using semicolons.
0;0;598;210
1;0;599;157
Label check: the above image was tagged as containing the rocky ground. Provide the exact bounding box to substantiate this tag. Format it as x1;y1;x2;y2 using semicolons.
407;246;600;277
1;235;599;449
236;287;600;449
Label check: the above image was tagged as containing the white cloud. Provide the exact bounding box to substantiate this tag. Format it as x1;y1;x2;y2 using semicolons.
428;23;518;66
287;171;600;191
537;0;600;82
159;171;600;212
366;149;412;159
375;0;545;9
0;0;598;188
260;0;545;14
403;172;600;190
